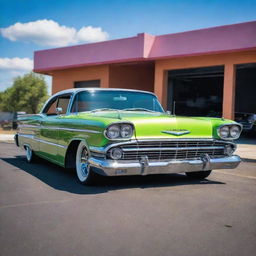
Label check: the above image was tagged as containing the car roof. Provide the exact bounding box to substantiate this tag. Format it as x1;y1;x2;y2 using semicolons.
52;88;156;97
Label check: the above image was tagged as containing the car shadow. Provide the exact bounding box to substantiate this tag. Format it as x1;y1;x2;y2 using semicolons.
242;158;256;163
2;156;225;195
237;136;256;145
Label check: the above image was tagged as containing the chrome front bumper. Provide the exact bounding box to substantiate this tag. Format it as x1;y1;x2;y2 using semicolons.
88;155;241;176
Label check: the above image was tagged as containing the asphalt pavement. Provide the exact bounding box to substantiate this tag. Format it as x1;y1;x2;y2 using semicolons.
0;142;256;256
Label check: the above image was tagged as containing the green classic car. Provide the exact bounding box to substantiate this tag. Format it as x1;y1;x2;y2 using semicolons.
15;88;242;185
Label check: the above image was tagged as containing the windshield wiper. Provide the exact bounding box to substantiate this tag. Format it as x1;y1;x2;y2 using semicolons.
90;108;119;113
123;108;156;112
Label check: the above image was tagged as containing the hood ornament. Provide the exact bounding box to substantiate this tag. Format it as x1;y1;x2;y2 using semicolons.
161;129;190;136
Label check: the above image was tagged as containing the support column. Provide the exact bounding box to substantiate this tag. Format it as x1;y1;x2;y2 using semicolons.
223;63;236;120
100;66;110;88
154;64;168;110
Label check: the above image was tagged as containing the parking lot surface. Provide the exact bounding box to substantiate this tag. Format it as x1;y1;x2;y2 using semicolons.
0;142;256;256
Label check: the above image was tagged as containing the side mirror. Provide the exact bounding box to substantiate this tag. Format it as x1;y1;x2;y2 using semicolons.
56;107;63;115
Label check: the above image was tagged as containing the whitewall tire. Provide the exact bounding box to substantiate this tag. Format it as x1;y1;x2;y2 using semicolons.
75;141;99;185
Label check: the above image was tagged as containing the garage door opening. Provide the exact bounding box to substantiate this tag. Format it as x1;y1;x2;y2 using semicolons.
167;66;224;117
74;80;100;88
235;63;256;113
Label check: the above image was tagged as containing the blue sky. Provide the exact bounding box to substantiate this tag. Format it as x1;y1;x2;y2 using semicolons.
0;0;256;93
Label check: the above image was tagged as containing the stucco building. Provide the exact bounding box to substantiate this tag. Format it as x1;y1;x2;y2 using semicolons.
34;21;256;120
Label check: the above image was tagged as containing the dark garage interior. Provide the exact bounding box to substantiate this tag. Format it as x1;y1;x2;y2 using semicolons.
167;66;224;116
235;63;256;113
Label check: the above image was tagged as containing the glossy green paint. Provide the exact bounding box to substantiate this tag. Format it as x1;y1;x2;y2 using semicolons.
17;110;237;167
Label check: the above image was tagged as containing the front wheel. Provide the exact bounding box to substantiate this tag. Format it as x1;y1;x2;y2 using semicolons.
185;170;212;180
75;141;100;185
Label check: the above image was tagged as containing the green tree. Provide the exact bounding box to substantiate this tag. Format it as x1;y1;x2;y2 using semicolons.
0;72;49;113
0;91;4;111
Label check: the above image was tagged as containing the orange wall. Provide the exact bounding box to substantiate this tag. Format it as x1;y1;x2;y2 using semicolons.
154;50;256;119
50;50;256;119
51;63;155;94
51;65;110;94
109;64;154;92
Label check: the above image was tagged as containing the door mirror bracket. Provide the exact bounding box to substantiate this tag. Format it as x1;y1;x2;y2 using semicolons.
56;107;63;115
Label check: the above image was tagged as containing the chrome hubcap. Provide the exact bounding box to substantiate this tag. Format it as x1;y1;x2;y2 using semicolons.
80;147;89;177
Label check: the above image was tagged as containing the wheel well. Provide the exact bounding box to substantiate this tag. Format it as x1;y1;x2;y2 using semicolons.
65;140;81;168
23;144;29;150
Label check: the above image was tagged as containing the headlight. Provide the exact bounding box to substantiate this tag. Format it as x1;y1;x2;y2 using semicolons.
105;123;134;140
230;125;241;139
121;125;133;138
106;125;120;139
218;124;242;140
109;148;123;160
219;126;229;138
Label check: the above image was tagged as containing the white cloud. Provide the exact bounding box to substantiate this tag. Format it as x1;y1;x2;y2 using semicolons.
0;19;109;47
76;26;109;42
0;57;33;71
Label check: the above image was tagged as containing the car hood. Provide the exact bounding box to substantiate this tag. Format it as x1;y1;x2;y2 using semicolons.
82;111;229;139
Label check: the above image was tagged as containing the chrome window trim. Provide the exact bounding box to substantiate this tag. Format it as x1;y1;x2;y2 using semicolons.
68;89;164;115
40;88;164;117
41;93;74;115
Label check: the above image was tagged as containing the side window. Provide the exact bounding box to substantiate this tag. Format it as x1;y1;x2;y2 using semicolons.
43;94;71;115
57;95;71;114
43;97;58;115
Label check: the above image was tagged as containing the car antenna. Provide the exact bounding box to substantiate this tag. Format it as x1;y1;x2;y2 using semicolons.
172;101;176;116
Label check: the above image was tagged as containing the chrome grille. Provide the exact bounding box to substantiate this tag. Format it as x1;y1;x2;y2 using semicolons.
107;140;228;161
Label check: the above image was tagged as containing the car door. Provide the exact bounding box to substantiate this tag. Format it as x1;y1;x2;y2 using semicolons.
39;94;71;163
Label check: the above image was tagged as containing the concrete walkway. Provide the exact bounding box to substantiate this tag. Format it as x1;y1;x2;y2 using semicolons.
237;144;256;160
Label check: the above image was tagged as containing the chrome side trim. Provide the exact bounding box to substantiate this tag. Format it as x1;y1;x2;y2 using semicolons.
38;125;101;134
18;133;35;139
58;127;101;134
18;133;67;149
35;138;67;149
19;124;101;134
18;124;40;129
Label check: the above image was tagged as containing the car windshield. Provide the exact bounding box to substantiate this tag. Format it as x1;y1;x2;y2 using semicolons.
71;90;164;113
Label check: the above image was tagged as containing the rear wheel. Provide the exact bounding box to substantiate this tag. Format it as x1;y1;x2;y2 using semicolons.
185;170;212;180
75;141;99;185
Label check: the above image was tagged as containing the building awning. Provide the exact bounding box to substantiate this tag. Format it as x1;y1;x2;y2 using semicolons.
34;21;256;73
